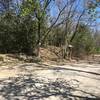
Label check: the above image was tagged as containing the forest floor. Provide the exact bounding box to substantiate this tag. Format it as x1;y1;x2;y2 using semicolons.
0;52;100;100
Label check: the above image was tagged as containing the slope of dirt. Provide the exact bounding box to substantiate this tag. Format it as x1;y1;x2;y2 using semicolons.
40;46;62;62
40;46;100;64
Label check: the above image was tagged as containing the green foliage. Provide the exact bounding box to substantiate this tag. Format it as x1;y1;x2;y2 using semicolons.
94;33;100;54
47;27;64;46
86;0;98;21
0;12;37;55
21;0;35;16
0;0;99;58
0;0;48;56
72;24;95;57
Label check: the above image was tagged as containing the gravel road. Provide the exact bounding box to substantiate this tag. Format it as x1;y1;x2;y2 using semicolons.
0;62;100;100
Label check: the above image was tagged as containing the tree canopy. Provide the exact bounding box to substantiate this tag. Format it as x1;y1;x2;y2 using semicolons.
0;0;99;58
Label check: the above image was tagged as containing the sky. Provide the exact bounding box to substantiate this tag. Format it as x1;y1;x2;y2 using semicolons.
49;0;100;32
0;0;100;32
96;7;100;31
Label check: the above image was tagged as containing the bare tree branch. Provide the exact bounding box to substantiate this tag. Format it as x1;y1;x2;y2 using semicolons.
70;9;85;42
40;2;68;45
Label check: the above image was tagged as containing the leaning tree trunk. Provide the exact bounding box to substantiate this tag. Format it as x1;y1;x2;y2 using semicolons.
36;18;41;57
62;38;69;59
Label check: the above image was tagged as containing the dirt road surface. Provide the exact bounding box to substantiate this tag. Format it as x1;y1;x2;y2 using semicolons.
0;62;100;100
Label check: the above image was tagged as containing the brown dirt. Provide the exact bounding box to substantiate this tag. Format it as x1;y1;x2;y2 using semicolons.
0;51;100;99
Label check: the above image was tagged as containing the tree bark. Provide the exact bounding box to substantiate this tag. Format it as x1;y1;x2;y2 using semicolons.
36;18;41;57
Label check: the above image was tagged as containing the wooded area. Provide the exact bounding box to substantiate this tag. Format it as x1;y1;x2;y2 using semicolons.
0;0;100;59
0;1;100;100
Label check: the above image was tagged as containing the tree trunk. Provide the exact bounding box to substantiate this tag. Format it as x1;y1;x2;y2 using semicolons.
36;18;41;57
62;39;69;59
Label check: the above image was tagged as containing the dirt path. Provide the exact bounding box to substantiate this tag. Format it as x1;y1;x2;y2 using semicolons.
0;62;100;100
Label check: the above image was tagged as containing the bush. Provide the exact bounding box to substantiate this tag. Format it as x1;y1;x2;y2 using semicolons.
72;24;95;57
0;12;36;55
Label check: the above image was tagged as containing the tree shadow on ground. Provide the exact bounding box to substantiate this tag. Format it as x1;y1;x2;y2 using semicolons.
17;63;100;77
11;63;100;82
0;74;99;100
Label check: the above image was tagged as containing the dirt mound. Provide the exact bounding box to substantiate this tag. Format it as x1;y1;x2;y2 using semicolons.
0;54;23;66
40;46;63;62
0;47;99;65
